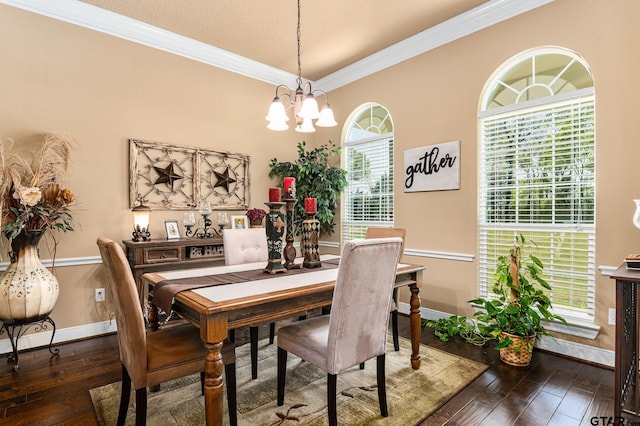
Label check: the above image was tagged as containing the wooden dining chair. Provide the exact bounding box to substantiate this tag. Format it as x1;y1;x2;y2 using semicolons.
276;237;403;426
96;237;237;426
222;227;274;380
365;227;406;352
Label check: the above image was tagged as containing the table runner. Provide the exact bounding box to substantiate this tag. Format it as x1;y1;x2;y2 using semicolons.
152;258;340;314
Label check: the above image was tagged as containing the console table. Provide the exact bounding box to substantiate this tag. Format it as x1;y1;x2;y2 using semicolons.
610;265;640;420
122;238;224;305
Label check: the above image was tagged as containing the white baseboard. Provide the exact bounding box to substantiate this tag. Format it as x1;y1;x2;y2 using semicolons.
0;320;117;354
2;305;613;369
397;302;614;368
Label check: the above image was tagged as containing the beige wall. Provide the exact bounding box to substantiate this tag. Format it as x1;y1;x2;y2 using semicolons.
318;0;639;352
1;0;637;353
0;5;304;329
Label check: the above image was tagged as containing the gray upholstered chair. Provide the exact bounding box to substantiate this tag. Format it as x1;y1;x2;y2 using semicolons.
276;237;403;426
365;227;406;351
97;237;237;426
222;227;274;379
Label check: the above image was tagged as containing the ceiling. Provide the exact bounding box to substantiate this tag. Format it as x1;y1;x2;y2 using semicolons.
79;0;487;81
3;0;552;90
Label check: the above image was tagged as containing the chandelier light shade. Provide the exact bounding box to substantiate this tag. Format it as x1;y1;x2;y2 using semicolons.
266;0;337;133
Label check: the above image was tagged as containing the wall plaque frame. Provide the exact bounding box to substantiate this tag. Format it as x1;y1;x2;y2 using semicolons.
129;138;250;210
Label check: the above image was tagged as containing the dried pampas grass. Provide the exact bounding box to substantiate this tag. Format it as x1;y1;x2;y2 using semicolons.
0;134;74;235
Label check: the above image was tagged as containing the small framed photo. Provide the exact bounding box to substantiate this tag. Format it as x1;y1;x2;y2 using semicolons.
164;220;181;239
230;215;248;230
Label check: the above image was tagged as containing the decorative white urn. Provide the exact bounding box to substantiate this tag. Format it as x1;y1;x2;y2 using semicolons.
0;230;59;322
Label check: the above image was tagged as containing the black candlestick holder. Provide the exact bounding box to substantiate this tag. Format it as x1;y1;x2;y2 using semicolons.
302;212;321;268
184;213;221;238
283;197;301;269
264;202;286;274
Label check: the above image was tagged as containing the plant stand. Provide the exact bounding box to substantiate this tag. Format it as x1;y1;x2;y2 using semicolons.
1;315;59;371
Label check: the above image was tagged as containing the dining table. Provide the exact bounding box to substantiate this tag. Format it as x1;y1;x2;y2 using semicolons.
142;254;425;426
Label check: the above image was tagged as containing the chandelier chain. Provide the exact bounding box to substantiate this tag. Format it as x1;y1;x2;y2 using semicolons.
296;0;302;83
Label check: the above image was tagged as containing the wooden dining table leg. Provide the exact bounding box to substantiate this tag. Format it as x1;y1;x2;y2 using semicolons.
409;280;422;369
201;315;227;426
203;340;224;426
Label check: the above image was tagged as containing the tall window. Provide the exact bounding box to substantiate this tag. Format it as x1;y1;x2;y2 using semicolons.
342;104;394;241
478;48;595;320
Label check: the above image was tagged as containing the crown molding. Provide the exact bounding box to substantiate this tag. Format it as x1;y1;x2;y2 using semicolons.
316;0;554;91
1;0;553;91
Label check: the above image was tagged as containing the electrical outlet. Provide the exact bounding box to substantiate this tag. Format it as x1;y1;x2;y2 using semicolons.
95;288;105;302
608;308;616;325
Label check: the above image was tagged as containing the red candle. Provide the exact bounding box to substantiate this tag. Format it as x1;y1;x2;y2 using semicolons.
283;177;296;198
304;197;317;214
269;187;281;202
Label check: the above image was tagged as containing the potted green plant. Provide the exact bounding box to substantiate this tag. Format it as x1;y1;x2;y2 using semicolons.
269;140;347;236
425;234;567;366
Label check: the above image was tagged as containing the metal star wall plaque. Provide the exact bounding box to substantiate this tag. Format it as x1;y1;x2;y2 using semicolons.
213;167;236;192
153;162;184;190
130;139;250;210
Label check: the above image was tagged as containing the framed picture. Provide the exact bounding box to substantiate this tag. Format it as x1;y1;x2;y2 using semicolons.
230;215;248;230
165;220;181;239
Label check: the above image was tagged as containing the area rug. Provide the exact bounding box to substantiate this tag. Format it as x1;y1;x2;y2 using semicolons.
90;336;487;425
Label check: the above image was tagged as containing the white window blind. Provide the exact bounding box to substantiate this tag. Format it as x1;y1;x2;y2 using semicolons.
479;94;595;319
343;135;394;241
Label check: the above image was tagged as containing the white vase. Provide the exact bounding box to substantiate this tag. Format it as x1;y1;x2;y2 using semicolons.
0;230;59;321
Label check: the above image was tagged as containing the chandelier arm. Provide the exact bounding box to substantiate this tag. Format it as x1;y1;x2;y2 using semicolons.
274;84;291;97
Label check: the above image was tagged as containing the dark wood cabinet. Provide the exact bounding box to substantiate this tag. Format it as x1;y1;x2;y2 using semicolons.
610;265;640;420
122;238;225;305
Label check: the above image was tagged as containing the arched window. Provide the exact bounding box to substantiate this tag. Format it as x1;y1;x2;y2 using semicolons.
478;47;595;320
342;103;395;241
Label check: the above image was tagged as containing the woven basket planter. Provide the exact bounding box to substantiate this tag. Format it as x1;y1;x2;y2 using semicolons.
499;332;535;367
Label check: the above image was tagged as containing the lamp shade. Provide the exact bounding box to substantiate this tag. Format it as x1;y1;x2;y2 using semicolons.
298;95;320;120
132;205;150;229
265;98;289;123
295;118;316;133
316;104;337;127
267;119;289;131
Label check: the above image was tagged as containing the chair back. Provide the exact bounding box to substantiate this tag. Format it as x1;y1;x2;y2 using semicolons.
365;227;405;259
326;237;402;373
223;228;268;265
96;237;148;388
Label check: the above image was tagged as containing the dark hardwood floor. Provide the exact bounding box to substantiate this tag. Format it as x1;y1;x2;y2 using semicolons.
0;315;621;425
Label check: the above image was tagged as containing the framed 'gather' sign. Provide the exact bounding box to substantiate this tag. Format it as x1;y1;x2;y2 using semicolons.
403;140;460;192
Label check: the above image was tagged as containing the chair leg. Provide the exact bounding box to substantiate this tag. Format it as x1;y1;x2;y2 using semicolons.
359;362;365;370
277;347;288;406
229;329;235;343
376;354;388;417
225;362;238;426
134;387;147;426
269;322;276;344
250;326;258;379
117;364;131;426
391;309;399;352
392;288;399;351
200;371;205;395
327;373;338;426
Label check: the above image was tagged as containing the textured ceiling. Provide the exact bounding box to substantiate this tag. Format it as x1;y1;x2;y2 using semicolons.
80;0;486;81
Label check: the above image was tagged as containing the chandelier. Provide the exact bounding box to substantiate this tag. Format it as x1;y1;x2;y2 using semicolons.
265;0;337;133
